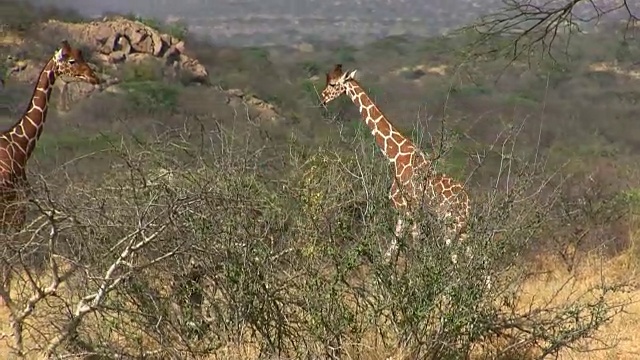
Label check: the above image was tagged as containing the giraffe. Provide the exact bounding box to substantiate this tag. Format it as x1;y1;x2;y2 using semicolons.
319;64;471;262
0;40;100;307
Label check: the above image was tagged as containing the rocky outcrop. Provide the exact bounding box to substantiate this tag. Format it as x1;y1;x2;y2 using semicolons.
1;17;284;123
3;17;212;112
224;88;283;122
41;17;209;85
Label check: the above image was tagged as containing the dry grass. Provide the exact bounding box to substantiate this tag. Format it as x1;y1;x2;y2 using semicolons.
519;253;639;360
0;32;23;46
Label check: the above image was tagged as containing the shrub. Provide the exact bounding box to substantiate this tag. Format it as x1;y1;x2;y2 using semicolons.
133;16;188;40
120;59;164;83
0;115;630;359
119;80;180;113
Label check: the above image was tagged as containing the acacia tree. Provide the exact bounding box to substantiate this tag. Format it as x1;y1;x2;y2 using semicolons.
467;0;640;62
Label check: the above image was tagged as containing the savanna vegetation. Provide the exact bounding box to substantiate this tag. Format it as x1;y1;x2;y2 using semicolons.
1;1;640;359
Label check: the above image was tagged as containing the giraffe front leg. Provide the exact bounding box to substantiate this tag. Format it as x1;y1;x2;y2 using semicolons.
450;249;458;264
386;216;405;259
394;216;405;238
410;221;420;240
485;275;493;290
445;226;458;265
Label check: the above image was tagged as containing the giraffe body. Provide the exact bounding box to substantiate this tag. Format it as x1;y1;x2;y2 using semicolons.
320;64;470;259
0;41;100;306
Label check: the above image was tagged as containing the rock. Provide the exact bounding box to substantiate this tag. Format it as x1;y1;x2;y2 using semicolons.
174;41;186;54
98;33;118;54
126;27;163;56
160;34;178;47
226;89;244;97
128;53;156;64
93;23;114;43
224;88;283;122
115;35;132;54
177;54;209;84
94;53;111;65
103;85;126;94
6;59;40;83
295;42;315;53
13;60;28;72
108;50;127;64
41;18;208;86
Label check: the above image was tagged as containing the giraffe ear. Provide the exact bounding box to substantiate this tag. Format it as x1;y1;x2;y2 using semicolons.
345;70;357;81
334;64;343;73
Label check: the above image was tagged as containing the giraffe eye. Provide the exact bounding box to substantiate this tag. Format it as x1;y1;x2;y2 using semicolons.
68;59;76;64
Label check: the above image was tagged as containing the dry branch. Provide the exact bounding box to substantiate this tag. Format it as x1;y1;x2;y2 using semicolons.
468;0;640;62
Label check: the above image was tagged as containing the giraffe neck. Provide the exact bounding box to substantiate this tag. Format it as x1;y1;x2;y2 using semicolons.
4;59;57;164
345;80;427;168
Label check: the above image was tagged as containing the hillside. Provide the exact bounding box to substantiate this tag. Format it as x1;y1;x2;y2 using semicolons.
1;1;640;359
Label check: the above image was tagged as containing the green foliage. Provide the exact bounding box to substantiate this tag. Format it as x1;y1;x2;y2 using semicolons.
116;57;179;113
230;47;272;72
119;81;180;113
364;85;384;99
538;59;572;88
503;92;539;106
35;132;121;156
244;47;270;61
585;71;618;88
121;59;163;82
612;38;640;63
399;68;427;80
335;46;356;63
291;148;363;241
300;60;321;77
450;83;492;97
619;188;640;214
163;21;189;40
300;79;320;102
0;1;83;31
369;35;412;55
419;35;457;55
133;16;189;40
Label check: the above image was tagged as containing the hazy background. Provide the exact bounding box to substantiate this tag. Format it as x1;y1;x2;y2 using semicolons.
24;0;512;45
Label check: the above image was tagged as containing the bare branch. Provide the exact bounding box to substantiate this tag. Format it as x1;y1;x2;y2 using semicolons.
466;0;640;63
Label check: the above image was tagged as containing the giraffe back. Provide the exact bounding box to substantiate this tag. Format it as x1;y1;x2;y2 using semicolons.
390;150;469;230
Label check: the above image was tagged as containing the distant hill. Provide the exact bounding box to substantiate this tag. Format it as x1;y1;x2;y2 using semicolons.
27;0;634;46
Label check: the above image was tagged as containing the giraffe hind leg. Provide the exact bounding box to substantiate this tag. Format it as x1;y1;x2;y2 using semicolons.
0;262;10;307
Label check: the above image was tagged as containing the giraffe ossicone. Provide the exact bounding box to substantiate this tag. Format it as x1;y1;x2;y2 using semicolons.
0;40;100;307
320;63;472;265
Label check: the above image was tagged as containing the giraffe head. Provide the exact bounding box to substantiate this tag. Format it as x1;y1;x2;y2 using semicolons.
320;64;357;106
52;40;100;85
